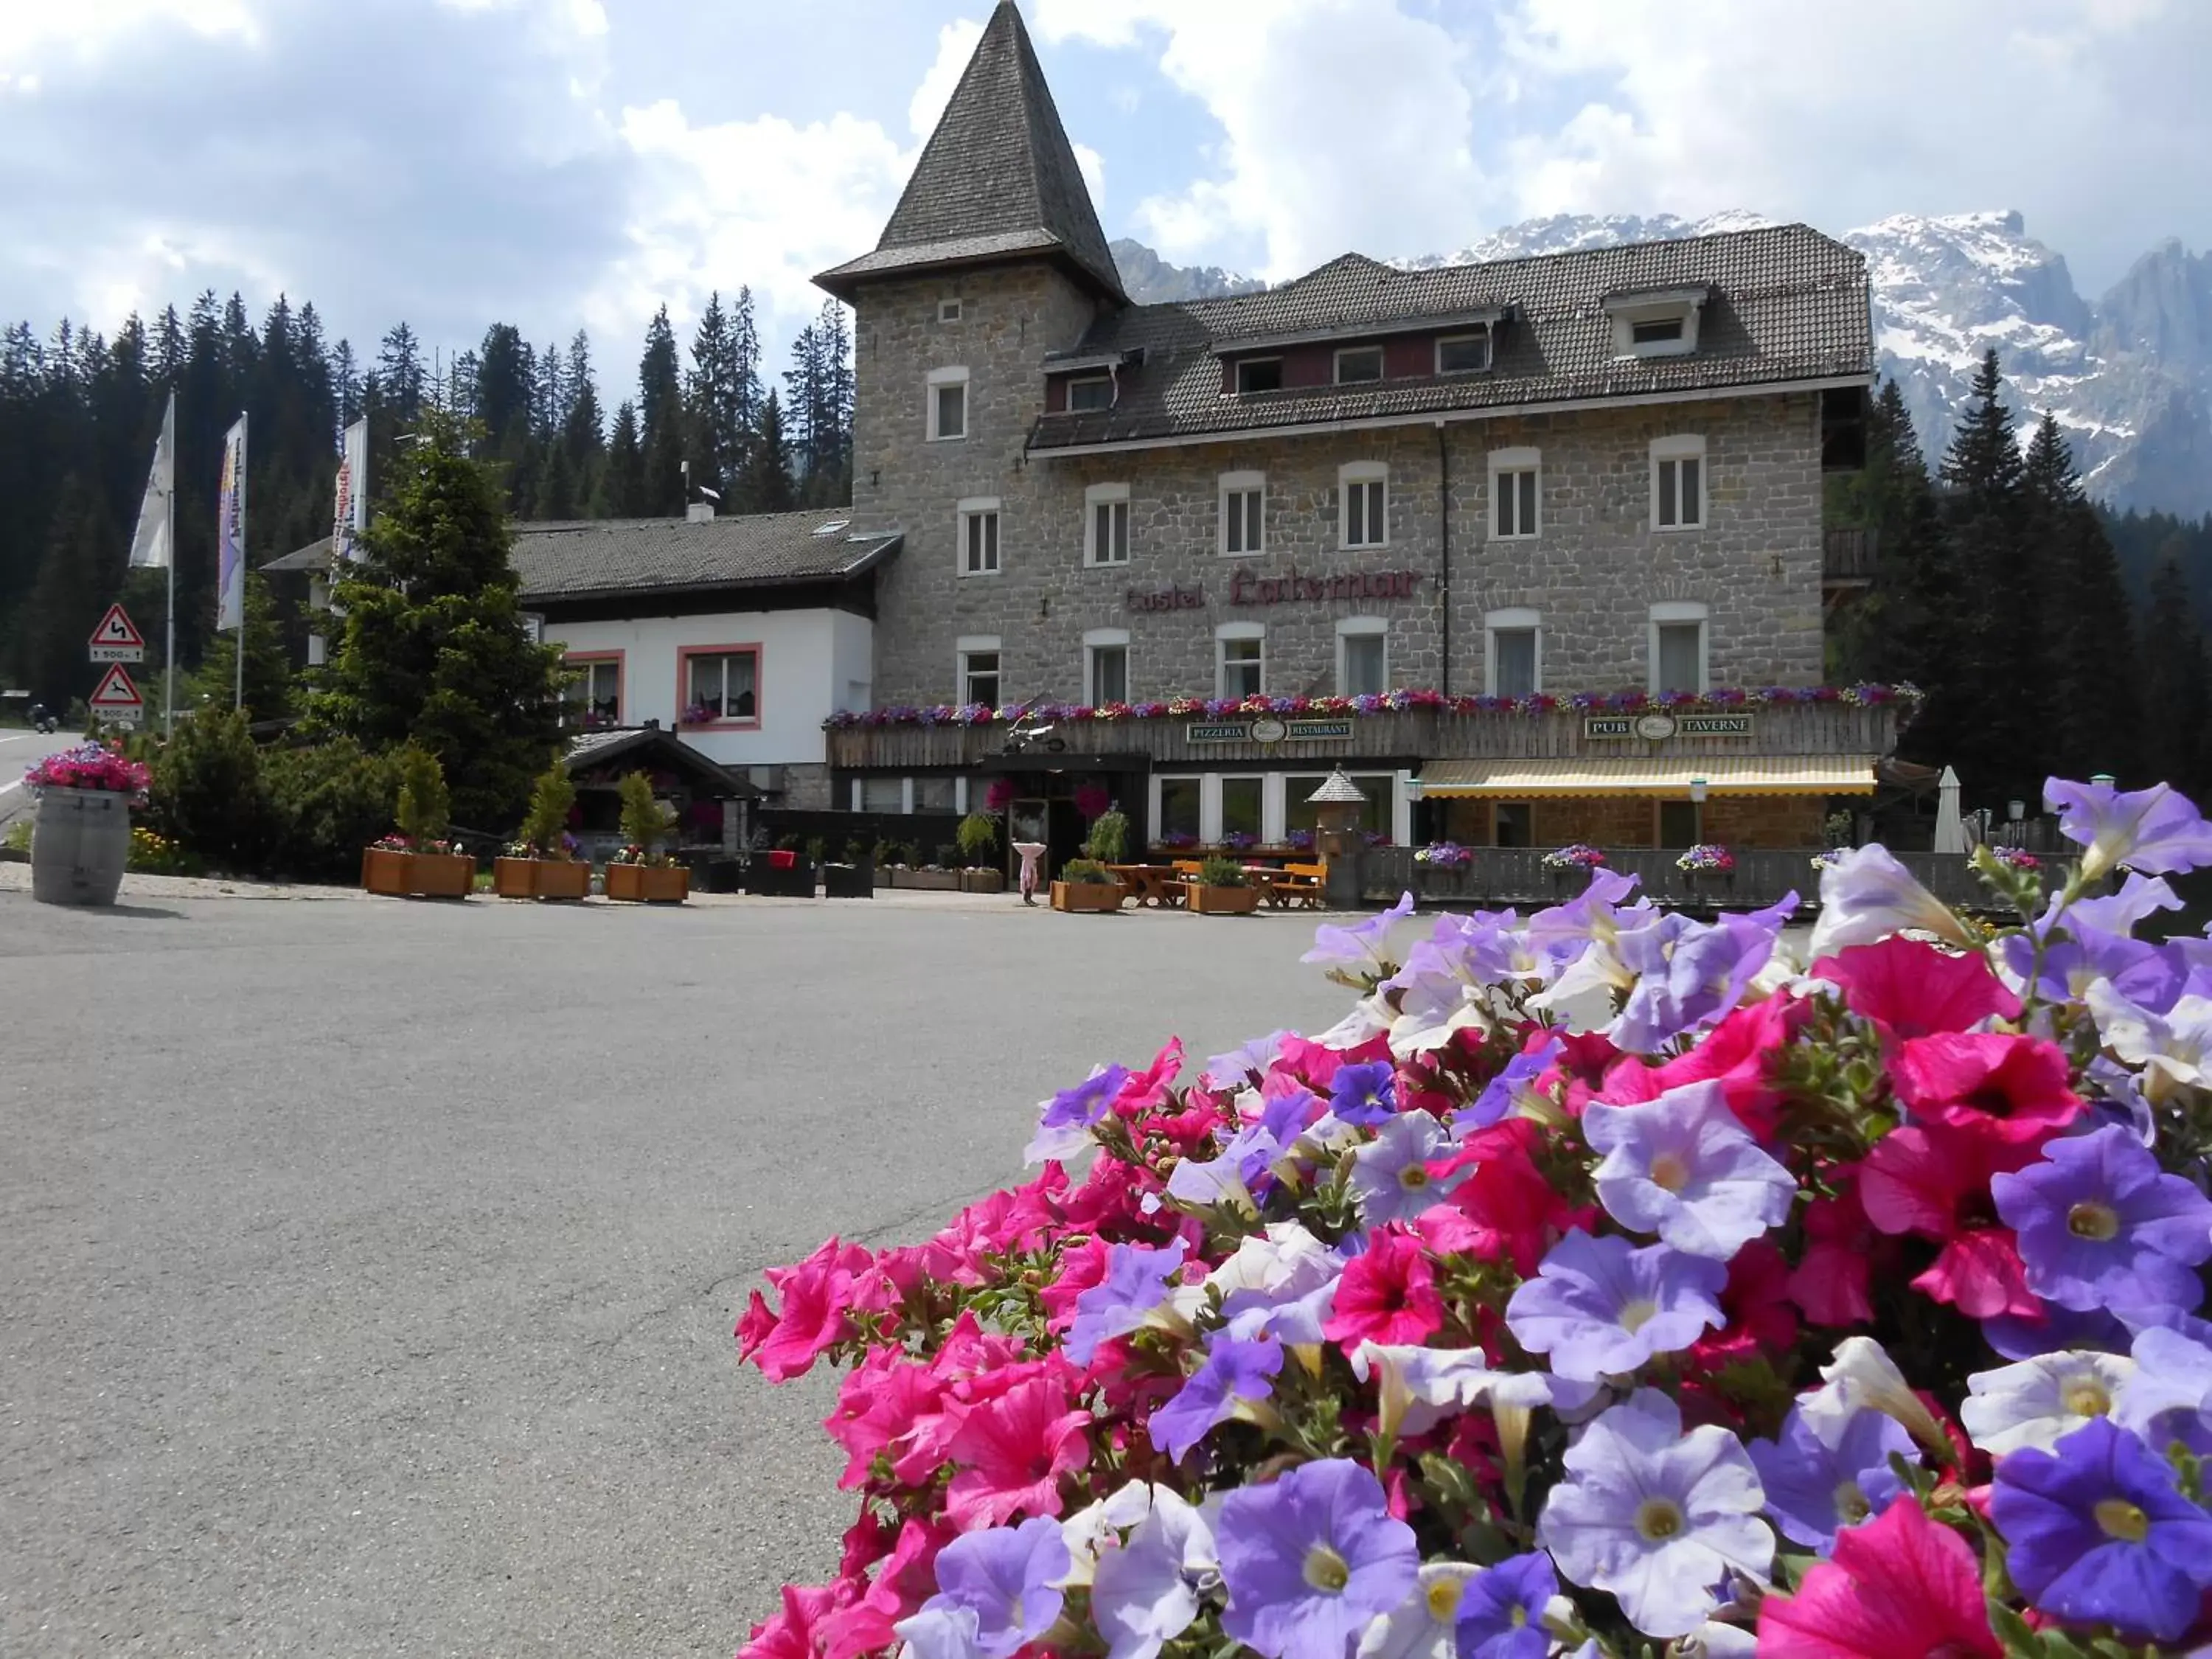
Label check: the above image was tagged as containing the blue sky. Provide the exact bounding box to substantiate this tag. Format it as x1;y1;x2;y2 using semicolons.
2;0;2205;404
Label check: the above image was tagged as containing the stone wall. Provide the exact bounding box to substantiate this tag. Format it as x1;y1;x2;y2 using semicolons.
852;282;1828;708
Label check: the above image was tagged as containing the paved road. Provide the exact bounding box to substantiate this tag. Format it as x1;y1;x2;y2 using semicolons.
0;891;1354;1656
0;726;79;836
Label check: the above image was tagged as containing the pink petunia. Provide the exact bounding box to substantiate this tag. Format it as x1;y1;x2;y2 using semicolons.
1601;994;1803;1140
1039;1236;1112;1330
1788;1173;1882;1327
1111;1037;1186;1120
942;1372;1093;1528
824;1354;942;1489
813;1520;952;1659
1890;1032;2082;1144
746;1238;866;1381
1419;1119;1589;1276
1815;936;2021;1040
738;1580;855;1659
1756;1495;2000;1658
1693;1236;1799;1368
1858;1114;2046;1318
1323;1226;1444;1349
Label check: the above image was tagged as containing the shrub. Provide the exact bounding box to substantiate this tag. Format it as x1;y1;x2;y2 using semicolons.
841;838;868;866
1196;854;1249;886
616;771;676;858
1084;808;1130;863
933;842;959;869
956;810;999;866
147;708;274;872
128;826;202;876
1058;857;1116;886
805;837;826;866
393;746;451;844
260;740;402;882
517;757;576;855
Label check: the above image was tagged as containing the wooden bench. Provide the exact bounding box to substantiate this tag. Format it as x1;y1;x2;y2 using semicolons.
1262;861;1326;909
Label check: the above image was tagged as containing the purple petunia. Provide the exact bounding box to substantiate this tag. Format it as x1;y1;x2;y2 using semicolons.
1068;1237;1189;1364
1991;1122;2212;1317
1216;1458;1420;1659
2047;776;2212;883
1746;1400;1912;1551
1582;1080;1796;1260
1329;1061;1397;1128
1350;1110;1465;1228
1464;1034;1562;1133
1026;1063;1132;1164
1607;897;1798;1054
1504;1229;1729;1381
1302;892;1416;984
1453;1551;1557;1659
894;1515;1070;1658
1989;1416;2212;1641
1148;1334;1283;1461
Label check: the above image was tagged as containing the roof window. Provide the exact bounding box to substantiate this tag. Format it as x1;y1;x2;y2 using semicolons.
1436;331;1492;375
1604;287;1708;360
1066;375;1113;412
1235;358;1284;395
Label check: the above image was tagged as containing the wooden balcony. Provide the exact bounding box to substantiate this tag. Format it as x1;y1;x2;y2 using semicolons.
1359;844;1983;913
826;697;1903;773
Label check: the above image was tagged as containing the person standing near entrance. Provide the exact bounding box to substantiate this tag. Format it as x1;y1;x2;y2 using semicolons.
1013;840;1047;904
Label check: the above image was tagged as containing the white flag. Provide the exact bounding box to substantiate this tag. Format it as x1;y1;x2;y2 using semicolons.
128;392;175;570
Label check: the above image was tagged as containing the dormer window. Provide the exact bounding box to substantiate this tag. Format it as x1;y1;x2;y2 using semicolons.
1066;375;1113;412
1604;287;1708;360
1335;346;1384;386
1235;358;1283;395
1436;332;1492;375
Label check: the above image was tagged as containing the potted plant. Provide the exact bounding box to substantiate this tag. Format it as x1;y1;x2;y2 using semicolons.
1050;857;1125;914
1085;808;1130;866
871;840;894;889
362;832;413;896
24;740;147;907
894;844;962;891
1413;839;1474;898
388;747;473;899
745;832;818;897
823;836;875;900
605;771;689;902
1185;853;1260;916
495;759;591;900
1675;841;1735;908
956;810;1004;893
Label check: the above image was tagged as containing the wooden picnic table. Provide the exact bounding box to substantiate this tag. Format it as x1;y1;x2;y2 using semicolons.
1107;863;1187;908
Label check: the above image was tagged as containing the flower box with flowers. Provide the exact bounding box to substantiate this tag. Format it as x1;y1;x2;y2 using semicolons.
24;742;149;907
606;845;690;902
404;842;475;899
1676;842;1736;875
1413;841;1474;897
361;835;414;896
1050;858;1124;913
1543;843;1609;872
1185;855;1261;916
734;772;2212;1659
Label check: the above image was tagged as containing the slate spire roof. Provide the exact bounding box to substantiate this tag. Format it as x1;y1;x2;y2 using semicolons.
815;1;1125;303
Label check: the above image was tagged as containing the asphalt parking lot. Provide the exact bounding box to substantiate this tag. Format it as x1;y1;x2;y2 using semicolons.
0;885;1353;1657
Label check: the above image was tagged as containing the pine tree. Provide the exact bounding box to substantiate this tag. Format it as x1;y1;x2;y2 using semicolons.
473;324;538;512
2141;557;2212;800
21;476;120;709
306;410;565;827
686;291;741;500
2024;412;2138;782
192;571;294;721
533;437;577;521
594;400;647;518
561;330;605;506
743;390;795;513
637;307;686;516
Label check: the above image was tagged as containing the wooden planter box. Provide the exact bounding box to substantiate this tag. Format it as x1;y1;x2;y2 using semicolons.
960;869;1006;894
822;862;875;899
493;857;538;898
892;868;962;891
408;851;476;900
1187;882;1262;915
606;862;690;903
534;859;591;901
1051;880;1124;914
361;846;411;896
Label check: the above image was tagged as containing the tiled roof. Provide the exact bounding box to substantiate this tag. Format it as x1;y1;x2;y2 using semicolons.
815;1;1124;303
1028;224;1871;452
509;512;902;602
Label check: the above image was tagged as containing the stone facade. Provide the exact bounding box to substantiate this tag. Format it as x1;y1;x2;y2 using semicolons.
852;265;1826;709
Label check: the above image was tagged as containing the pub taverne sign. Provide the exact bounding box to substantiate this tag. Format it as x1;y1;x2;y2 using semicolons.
1584;711;1757;740
1127;568;1423;614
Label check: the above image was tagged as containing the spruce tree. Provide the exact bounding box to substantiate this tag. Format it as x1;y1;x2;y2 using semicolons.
2141;557;2212;800
22;476;119;709
594;400;647;518
743;391;795;513
305;410;566;827
561;330;604;493
2024;412;2138;782
192;571;294;721
533;438;577;521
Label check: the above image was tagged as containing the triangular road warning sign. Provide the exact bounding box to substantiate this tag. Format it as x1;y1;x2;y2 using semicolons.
88;664;145;713
90;604;145;650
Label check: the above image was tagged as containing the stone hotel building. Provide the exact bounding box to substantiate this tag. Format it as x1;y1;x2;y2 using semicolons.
506;0;1899;867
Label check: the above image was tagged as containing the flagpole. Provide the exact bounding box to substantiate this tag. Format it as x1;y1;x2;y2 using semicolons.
163;392;176;738
234;413;248;712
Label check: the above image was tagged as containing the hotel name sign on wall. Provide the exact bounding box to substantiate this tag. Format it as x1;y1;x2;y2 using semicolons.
1127;568;1424;614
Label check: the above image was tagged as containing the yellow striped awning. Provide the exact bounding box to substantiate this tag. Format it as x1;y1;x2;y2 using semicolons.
1417;755;1879;799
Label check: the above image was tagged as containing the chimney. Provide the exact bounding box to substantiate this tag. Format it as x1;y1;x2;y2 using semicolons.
686;501;715;524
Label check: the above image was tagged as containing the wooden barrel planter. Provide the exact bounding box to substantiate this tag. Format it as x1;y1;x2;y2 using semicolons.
29;786;131;907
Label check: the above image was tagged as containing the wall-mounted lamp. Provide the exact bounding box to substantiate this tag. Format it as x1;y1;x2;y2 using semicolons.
1689;776;1709;805
1404;776;1425;801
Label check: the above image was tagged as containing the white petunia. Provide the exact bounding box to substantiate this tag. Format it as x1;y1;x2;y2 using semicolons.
1960;1350;2139;1457
1356;1563;1481;1659
1801;1335;1952;1456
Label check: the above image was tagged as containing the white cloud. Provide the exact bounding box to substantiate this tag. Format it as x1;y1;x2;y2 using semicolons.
1073;140;1105;215
1034;0;1484;279
908;16;984;141
0;0;258;65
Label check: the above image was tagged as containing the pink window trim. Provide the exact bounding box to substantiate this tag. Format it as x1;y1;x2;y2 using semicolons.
675;642;764;731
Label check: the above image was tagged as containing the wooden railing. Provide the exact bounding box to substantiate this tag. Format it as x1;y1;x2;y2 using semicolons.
1358;845;1988;914
1823;528;1879;584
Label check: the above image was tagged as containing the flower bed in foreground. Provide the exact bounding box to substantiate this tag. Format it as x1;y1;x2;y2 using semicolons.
737;774;2212;1659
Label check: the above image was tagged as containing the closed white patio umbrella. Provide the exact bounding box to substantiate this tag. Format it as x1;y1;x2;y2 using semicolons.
1933;765;1967;854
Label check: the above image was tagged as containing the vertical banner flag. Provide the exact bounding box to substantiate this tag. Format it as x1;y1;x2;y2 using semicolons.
217;414;248;632
128;392;175;569
333;417;368;563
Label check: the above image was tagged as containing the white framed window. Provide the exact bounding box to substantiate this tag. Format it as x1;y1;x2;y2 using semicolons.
1436;332;1492;375
1607;291;1705;360
1234;358;1283;395
1084;627;1130;706
1336;618;1389;698
956;635;1002;706
1649;601;1709;695
561;653;622;727
1335;345;1384;385
1650;435;1706;530
1485;608;1542;698
1066;375;1112;412
927;366;969;442
957;497;1001;576
1489;446;1540;540
1217;622;1265;700
1085;482;1130;568
937;299;962;324
1340;462;1388;549
1220;470;1265;556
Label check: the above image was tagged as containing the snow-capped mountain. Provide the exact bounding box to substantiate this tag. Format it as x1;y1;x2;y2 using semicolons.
1113;214;2212;517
